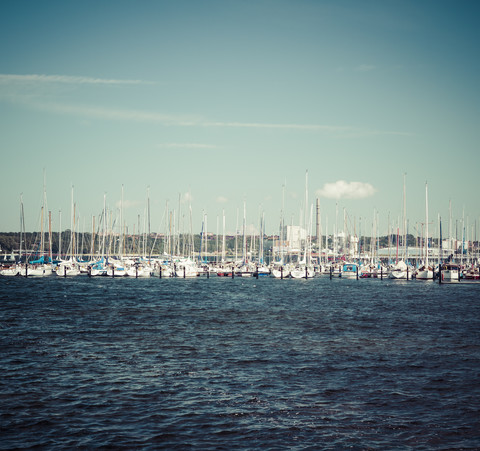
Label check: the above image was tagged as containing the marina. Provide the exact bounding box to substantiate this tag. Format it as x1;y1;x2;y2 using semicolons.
2;1;479;449
2;171;478;283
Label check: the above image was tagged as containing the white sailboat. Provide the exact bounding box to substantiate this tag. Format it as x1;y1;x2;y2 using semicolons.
28;174;54;277
388;174;413;280
55;186;80;276
416;182;434;280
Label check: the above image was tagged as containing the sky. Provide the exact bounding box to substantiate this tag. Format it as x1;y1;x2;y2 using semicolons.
1;0;479;238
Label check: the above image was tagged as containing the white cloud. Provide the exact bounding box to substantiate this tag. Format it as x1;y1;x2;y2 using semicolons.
7;99;410;136
0;73;410;136
201;121;353;132
182;192;194;204
316;180;376;199
246;224;258;235
29;102;199;125
0;73;151;85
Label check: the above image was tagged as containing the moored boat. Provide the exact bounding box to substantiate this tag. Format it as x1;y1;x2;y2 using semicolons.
341;262;358;279
388;260;412;280
440;262;460;282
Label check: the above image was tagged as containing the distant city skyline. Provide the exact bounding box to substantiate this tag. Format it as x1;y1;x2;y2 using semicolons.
1;0;478;236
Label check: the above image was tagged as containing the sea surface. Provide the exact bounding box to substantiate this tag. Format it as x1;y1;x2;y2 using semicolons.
1;276;479;450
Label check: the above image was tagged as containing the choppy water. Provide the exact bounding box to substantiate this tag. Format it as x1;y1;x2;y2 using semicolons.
1;276;480;450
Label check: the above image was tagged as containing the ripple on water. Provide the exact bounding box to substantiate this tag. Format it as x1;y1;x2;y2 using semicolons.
1;276;480;449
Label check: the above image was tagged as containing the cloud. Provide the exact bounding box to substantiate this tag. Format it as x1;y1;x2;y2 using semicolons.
7;99;411;136
0;73;411;136
203;121;410;136
182;192;194;204
201;121;353;132
246;224;259;235
0;73;152;85
27;102;200;125
316;180;376;199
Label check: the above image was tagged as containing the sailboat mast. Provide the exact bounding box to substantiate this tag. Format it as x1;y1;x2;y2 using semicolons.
216;215;219;265
40;204;44;260
425;182;429;267
449;199;452;257
41;170;46;261
242;201;246;263
48;211;53;263
91;216;95;259
204;212;208;263
72;202;76;262
147;186;151;236
19;194;24;262
222;209;225;263
304;170;308;247
58;210;62;260
316;198;320;263
403;173;407;260
102;193;106;259
120;185;124;259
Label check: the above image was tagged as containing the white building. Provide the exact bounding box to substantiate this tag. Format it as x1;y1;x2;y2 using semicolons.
285;225;307;251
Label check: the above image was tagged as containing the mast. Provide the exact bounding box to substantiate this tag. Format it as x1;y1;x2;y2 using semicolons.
222;209;226;263
120;185;124;259
461;208;465;266
235;208;238;263
316;198;320;264
204;212;208;263
438;214;442;266
40;171;47;261
102;193;106;260
48;211;53;264
90;216;95;259
198;213;204;264
147;186;151;236
448;199;452;257
19;194;25;263
304;170;308;251
40;203;44;261
216;215;219;265
425;182;429;268
58;210;62;260
402;173;407;260
80;218;85;261
280;183;285;264
307;204;313;266
260;211;265;264
70;185;74;261
334;202;338;260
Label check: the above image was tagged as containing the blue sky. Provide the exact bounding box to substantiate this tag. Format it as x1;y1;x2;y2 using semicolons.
1;0;479;238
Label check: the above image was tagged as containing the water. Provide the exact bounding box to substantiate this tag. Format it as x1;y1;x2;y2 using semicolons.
1;277;480;450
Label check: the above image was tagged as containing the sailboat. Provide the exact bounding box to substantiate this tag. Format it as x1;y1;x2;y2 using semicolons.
27;173;54;277
416;182;434;280
55;186;80;276
290;173;315;279
388;174;413;280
